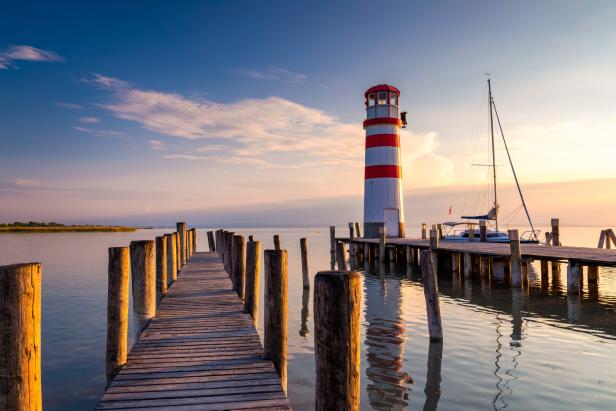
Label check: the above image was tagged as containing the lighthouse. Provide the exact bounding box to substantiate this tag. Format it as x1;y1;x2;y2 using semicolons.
363;84;405;238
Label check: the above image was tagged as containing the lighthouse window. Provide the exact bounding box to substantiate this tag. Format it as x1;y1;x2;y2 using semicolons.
389;92;398;106
377;91;387;105
367;93;375;107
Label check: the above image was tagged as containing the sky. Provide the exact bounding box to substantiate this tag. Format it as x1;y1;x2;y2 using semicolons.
1;1;616;226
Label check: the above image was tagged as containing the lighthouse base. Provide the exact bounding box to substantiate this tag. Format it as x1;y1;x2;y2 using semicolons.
364;222;405;239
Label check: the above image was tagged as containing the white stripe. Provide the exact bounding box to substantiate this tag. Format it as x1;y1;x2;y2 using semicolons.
363;178;404;223
365;124;399;136
365;146;400;167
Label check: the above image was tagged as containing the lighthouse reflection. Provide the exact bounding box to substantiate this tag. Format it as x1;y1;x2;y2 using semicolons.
363;268;413;410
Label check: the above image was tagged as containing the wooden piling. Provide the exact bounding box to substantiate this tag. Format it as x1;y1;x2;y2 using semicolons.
421;223;427;239
354;222;362;238
224;231;234;275
479;220;487;242
379;226;386;263
165;233;177;284
567;260;582;295
248;235;254;241
330;226;336;268
420;250;443;341
207;230;215;252
429;228;439;249
130;240;156;333
244;240;261;323
314;270;361;411
192;228;197;253
273;234;281;250
155;236;167;303
106;247;129;384
588;265;599;283
348;223;355;258
452;252;460;275
232;235;246;299
263;249;288;392
468;223;475;242
437;223;443;240
177;222;187;266
0;262;42;411
480;256;490;280
336;242;348;270
186;229;192;260
509;230;522;288
551;218;561;246
300;237;310;288
174;232;181;275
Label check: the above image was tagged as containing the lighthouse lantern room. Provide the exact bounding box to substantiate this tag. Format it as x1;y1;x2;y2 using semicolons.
363;84;405;238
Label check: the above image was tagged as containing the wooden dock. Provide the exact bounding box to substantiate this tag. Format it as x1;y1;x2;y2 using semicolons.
97;252;291;410
339;237;616;266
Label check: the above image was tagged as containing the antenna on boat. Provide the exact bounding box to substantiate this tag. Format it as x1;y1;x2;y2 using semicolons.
487;76;499;232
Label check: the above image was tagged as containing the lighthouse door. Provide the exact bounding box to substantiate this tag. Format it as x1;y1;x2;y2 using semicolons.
383;208;400;237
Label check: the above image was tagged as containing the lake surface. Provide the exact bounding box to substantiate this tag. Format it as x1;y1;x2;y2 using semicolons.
1;226;616;410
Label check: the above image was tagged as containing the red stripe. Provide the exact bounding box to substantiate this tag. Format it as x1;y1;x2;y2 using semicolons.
366;134;399;148
365;165;402;179
363;118;402;128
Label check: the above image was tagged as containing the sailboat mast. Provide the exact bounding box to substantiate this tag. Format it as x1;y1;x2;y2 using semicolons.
488;78;498;231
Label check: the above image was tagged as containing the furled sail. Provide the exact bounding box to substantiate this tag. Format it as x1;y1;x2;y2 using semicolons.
461;205;498;221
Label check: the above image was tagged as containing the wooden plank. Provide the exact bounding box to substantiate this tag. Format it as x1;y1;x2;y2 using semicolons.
97;252;290;410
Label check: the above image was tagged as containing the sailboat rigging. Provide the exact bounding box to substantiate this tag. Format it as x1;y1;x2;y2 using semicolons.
443;78;540;243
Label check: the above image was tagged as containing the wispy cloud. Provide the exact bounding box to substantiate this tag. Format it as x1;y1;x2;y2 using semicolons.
73;126;128;140
148;139;167;151
55;102;83;110
234;67;307;83
0;45;64;70
78;116;99;124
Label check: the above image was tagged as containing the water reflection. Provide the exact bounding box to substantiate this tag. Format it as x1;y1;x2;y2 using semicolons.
423;341;442;411
364;271;411;410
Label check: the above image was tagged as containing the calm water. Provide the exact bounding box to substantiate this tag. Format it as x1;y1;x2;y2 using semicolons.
1;226;616;410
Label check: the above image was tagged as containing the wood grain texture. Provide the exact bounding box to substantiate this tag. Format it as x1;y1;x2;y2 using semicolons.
263;250;288;393
165;233;177;285
97;252;290;410
232;235;246;299
155;236;167;303
244;241;261;323
300;238;310;288
107;248;129;384
0;263;42;411
421;250;443;341
314;271;360;411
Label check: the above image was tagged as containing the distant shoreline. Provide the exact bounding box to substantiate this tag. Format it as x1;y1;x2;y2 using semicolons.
0;226;136;233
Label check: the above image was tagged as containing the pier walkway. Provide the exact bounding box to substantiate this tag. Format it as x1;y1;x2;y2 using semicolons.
97;252;291;410
339;237;616;266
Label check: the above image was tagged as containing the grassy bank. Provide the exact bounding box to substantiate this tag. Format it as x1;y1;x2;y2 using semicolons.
0;226;136;233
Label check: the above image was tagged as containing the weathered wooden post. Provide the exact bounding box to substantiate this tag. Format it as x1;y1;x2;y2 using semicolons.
420;250;443;341
479;220;487;242
263;249;288;392
192;228;197;253
244;240;261;323
336;242;348;270
355;222;362;238
379;226;386;263
480;256;490;280
224;231;234;275
437;224;443;240
207;231;214;252
273;234;281;251
300;237;310;288
174;232;181;275
130;240;156;333
348;223;355;259
330;226;336;269
232;235;246;299
165;233;177;284
509;230;522;288
314;270;361;411
463;252;472;279
452;252;460;275
567;260;582;295
0;262;42;410
588;265;599;283
468;223;475;242
551;218;561;246
421;223;427;239
177;222;187;266
186;229;191;260
155;236;167;303
106;247;129;384
429;228;439;249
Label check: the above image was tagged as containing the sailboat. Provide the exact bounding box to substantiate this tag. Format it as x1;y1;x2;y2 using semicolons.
442;78;540;243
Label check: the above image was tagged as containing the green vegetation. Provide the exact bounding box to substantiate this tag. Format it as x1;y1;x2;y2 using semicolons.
0;222;135;233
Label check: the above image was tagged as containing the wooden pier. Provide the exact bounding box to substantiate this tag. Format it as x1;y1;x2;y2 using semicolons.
97;252;291;410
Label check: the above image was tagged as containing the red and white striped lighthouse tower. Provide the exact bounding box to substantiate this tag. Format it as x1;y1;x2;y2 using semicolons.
363;84;405;238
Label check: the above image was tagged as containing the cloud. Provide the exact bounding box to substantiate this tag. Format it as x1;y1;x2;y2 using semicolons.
148;139;167;151
14;179;42;187
73;126;128;140
55;102;83;110
0;45;63;70
234;67;307;83
78;116;99;124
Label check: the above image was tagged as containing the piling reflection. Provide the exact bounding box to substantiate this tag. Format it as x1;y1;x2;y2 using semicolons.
423;341;442;411
300;287;309;337
364;270;411;410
